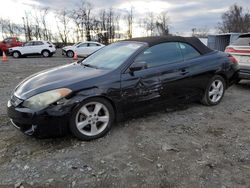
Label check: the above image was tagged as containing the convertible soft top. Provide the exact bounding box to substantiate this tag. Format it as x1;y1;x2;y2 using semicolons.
124;36;213;55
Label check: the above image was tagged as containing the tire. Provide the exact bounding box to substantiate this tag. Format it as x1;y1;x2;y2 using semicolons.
42;50;50;57
66;50;74;58
69;98;115;141
0;50;2;56
12;51;21;58
201;75;226;106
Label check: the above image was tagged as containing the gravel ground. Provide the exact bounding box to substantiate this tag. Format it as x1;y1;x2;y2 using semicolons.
0;52;250;188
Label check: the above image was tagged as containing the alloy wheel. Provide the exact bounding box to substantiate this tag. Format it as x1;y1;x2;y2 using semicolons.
208;80;224;103
75;102;110;136
43;51;50;57
13;52;19;58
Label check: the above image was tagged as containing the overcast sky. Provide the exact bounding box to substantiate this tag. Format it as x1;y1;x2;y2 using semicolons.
0;0;249;36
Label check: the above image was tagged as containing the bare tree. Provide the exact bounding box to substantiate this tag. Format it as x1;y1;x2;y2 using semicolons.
91;8;120;44
218;4;250;33
125;6;133;39
192;27;209;38
40;7;50;40
22;11;33;41
72;0;93;41
141;12;156;36
0;18;23;38
156;11;170;36
56;10;71;44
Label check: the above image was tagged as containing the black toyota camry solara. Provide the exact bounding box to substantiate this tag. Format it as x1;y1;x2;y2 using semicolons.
7;36;239;140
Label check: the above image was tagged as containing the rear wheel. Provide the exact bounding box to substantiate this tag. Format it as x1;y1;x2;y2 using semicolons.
42;50;50;57
201;75;226;106
12;51;21;58
69;98;115;141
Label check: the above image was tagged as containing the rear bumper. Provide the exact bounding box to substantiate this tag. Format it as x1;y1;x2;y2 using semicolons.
239;68;250;79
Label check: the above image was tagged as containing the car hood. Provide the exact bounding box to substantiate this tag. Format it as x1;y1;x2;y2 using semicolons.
9;46;23;51
63;45;75;50
14;63;109;100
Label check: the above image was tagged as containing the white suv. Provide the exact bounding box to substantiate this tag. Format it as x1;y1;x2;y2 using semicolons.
225;34;250;80
62;41;105;58
9;41;56;58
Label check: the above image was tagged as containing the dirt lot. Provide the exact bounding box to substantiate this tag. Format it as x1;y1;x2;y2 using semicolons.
0;52;250;188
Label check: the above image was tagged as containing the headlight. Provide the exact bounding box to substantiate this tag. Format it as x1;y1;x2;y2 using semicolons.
22;88;72;110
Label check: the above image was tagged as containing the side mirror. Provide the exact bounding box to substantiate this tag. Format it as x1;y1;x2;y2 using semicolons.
129;61;147;72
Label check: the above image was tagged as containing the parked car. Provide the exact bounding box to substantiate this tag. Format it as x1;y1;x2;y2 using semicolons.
62;41;105;58
8;41;56;58
7;36;239;141
225;34;250;80
0;37;23;55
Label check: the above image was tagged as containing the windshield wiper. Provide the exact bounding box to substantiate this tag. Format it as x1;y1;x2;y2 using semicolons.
81;63;98;69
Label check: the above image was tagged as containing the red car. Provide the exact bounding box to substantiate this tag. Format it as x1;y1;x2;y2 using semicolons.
0;37;23;55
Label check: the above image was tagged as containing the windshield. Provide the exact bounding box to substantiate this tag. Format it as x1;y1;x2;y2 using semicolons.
81;42;144;70
74;42;82;46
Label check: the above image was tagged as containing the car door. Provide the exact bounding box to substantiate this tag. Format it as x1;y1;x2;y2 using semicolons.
21;42;35;55
33;41;44;54
88;43;100;55
179;42;214;97
160;42;203;103
120;45;167;114
75;43;88;56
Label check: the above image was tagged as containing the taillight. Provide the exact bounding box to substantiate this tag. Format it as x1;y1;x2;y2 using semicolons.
228;55;238;64
225;47;236;53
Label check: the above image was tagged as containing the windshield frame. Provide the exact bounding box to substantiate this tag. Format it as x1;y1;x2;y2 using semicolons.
79;41;147;71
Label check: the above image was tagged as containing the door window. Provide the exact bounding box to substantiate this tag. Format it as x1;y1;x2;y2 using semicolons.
179;43;201;60
77;43;88;48
33;41;44;45
24;42;34;46
134;42;183;68
88;43;99;47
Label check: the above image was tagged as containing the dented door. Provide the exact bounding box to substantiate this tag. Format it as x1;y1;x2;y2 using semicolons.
120;67;163;113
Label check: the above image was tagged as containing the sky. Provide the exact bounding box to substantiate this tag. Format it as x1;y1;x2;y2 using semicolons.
0;0;249;38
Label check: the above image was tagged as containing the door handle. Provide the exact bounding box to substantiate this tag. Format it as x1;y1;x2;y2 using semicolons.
180;69;189;75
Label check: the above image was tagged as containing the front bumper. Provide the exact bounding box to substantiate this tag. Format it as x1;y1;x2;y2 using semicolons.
62;49;66;55
7;100;74;138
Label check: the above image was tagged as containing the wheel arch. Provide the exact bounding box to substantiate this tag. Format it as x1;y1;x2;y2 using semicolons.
41;49;50;53
72;94;118;121
12;50;22;56
216;73;229;88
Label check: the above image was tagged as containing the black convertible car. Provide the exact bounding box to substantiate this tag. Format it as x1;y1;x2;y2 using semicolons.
7;36;239;140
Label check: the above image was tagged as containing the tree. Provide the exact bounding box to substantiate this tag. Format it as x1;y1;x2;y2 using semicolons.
156;11;170;36
56;10;71;44
192;27;209;38
141;12;156;36
23;11;33;41
125;6;133;39
0;18;23;39
91;8;120;44
72;0;93;41
218;4;250;33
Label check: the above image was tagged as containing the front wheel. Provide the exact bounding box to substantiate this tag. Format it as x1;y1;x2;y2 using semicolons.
12;51;21;58
201;75;226;106
66;50;74;58
69;98;115;141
